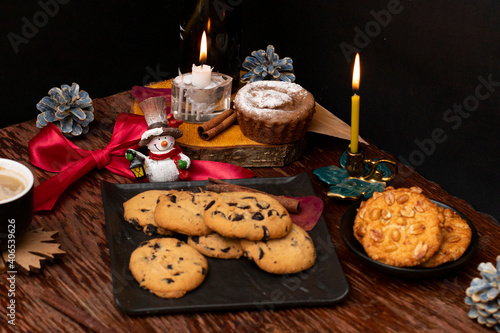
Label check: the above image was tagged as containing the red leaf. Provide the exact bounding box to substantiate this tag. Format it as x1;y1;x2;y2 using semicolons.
288;196;324;231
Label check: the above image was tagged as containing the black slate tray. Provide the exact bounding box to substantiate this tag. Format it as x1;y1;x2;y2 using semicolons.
101;173;349;315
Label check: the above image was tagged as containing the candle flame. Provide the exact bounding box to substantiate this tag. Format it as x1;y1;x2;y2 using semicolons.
352;53;360;92
199;31;207;64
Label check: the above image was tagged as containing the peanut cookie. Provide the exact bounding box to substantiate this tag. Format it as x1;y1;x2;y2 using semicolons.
187;233;244;259
203;192;293;241
240;224;316;274
123;190;173;236
420;207;472;267
154;190;217;236
354;186;444;267
129;237;208;298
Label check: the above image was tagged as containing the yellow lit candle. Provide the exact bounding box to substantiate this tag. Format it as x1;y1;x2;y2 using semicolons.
192;31;212;88
350;53;361;153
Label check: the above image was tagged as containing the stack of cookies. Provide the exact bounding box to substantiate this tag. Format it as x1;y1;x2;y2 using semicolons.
353;186;472;268
124;189;317;298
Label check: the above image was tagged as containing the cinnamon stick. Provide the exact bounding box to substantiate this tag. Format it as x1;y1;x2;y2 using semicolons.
206;178;300;213
197;109;237;140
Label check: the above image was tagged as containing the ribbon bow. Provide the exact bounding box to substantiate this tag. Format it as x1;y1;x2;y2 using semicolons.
29;113;148;211
29;113;256;212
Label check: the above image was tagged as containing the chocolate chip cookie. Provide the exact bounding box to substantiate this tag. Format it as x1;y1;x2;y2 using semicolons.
154;190;217;236
123;190;173;236
240;224;316;274
129;237;208;298
203;192;292;241
187;233;244;259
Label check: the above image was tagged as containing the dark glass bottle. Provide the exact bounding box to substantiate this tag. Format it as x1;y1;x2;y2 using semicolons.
178;0;243;89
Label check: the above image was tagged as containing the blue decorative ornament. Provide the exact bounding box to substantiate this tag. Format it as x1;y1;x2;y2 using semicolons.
36;82;94;137
313;151;393;200
465;256;500;332
314;165;386;200
241;45;295;83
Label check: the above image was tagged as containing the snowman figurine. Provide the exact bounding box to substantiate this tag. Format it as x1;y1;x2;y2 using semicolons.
126;96;191;182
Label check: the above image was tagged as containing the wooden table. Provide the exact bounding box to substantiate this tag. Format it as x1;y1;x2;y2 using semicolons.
1;91;498;333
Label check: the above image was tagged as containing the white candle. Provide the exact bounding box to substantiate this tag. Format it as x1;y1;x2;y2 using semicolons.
191;64;212;88
191;31;212;88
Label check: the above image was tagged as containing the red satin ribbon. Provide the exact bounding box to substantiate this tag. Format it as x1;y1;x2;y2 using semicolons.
29;113;256;212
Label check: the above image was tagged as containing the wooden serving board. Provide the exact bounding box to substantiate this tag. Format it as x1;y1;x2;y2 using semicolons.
130;80;307;167
178;133;307;167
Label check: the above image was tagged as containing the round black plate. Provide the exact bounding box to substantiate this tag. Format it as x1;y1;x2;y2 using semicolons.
339;200;479;279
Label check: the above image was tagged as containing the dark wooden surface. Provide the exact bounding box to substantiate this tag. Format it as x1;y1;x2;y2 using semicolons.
0;91;498;333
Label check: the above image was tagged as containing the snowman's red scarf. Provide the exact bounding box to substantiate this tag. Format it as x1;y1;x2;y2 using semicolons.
148;146;190;180
148;146;183;160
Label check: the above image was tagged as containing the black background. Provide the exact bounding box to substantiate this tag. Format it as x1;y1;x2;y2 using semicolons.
1;0;499;222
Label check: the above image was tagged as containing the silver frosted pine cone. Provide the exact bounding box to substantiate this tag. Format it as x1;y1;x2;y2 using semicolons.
465;255;500;332
241;45;295;83
36;82;94;137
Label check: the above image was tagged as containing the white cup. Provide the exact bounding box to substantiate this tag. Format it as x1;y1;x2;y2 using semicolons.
0;158;34;251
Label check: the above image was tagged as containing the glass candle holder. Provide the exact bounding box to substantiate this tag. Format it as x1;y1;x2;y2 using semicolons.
171;72;232;123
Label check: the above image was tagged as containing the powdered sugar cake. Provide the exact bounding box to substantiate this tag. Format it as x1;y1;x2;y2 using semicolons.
234;81;315;145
